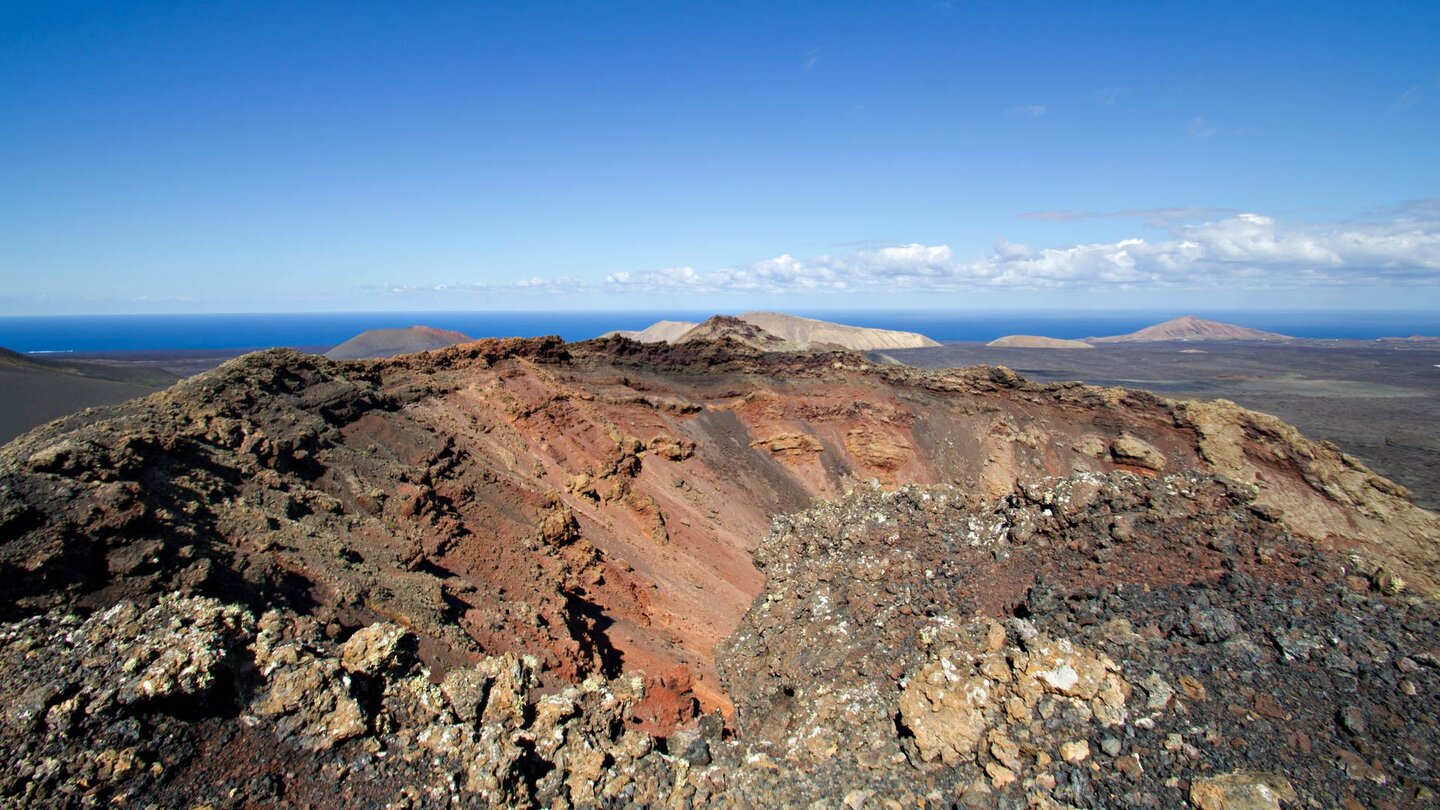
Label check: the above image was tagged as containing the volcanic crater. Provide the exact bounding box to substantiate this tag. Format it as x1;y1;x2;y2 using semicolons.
1;333;1437;808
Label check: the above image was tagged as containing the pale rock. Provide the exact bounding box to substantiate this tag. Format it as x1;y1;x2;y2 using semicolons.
1091;674;1131;726
982;620;1007;653
1140;672;1175;711
898;662;993;765
253;656;368;750
339;622;412;676
985;760;1017;789
1060;740;1090;763
1022;638;1110;699
1110;433;1167;471
1074;435;1109;458
979;653;1011;683
477;653;539;729
989;730;1022;771
1189;772;1298;810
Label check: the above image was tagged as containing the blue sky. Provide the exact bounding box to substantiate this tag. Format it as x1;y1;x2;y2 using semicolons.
2;1;1437;314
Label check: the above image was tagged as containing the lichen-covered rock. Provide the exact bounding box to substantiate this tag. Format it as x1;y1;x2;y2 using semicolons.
647;435;697;461
253;653;368;749
439;665;493;726
2;594;252;729
106;597;252;706
250;610;371;749
898;621;1132;771
476;652;540;729
339;621;413;676
1020;635;1116;699
1075;433;1109;457
0;595;703;808
898;659;994;765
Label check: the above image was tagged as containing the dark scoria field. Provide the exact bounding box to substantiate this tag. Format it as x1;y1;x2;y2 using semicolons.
0;335;1437;808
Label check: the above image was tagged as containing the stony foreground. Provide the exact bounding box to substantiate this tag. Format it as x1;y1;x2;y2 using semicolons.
3;471;1436;808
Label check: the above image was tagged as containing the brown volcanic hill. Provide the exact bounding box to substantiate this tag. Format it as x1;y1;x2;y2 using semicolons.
605;319;701;343
324;325;473;360
986;334;1095;349
2;336;1439;806
736;311;942;350
0;347;179;445
608;312;941;351
1092;315;1291;343
673;315;793;351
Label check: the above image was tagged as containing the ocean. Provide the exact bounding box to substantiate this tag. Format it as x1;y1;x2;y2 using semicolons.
1;310;1437;354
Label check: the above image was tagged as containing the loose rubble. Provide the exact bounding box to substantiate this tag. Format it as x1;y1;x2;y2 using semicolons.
1;472;1435;807
0;595;705;808
714;474;1440;807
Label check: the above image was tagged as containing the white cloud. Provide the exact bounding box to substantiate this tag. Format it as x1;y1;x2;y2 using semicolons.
804;48;821;71
1188;116;1218;139
597;204;1440;295
376;202;1440;300
1006;104;1047;118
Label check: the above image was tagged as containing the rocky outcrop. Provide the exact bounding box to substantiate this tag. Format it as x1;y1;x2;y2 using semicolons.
674;316;794;351
842;425;912;471
749;432;824;461
1177;397;1440;595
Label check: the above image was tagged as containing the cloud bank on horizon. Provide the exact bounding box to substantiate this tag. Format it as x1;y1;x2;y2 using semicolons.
379;200;1440;301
